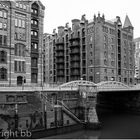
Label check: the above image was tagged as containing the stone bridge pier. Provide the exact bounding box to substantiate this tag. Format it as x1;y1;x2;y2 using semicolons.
58;79;101;129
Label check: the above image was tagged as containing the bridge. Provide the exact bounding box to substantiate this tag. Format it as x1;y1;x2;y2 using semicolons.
0;79;135;92
0;80;140;134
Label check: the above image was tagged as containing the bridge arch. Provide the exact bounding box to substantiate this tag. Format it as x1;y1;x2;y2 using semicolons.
59;80;97;89
97;81;130;90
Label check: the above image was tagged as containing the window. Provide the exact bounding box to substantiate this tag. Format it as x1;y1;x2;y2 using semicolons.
22;20;25;28
90;44;92;48
90;69;93;73
15;32;26;41
89;76;93;81
111;53;114;59
111;45;114;51
31;42;38;52
0;51;7;63
14;61;26;73
3;23;7;30
34;31;37;36
15;43;26;56
0;35;2;45
31;3;39;16
22;61;25;72
104;59;107;65
31;30;38;37
15;18;18;26
31;19;38;26
130;78;133;84
16;2;19;7
104;69;107;73
90;60;93;65
0;11;2;17
15;18;26;28
23;5;26;10
104;51;107;58
19;3;22;8
31;9;38;15
111;77;115;81
111;37;114;43
0;22;2;29
112;70;114;74
4;36;7;45
31;31;33;35
111;61;115;67
14;61;17;72
3;12;7;18
119;77;121;82
18;19;21;27
31;58;38;67
104;76;108;81
104;35;108;42
31;73;38;83
0;10;7;18
104;43;107;49
90;52;92;56
124;78;127;83
0;68;7;81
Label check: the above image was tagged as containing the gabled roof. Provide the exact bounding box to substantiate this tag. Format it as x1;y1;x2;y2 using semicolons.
123;15;133;28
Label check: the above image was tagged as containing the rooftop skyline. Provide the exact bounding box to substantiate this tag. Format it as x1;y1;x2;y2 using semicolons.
42;0;140;38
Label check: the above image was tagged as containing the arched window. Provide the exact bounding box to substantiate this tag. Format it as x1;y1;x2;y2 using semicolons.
31;19;38;26
104;35;108;42
31;30;38;37
15;43;25;56
31;3;39;16
0;67;7;81
0;51;7;63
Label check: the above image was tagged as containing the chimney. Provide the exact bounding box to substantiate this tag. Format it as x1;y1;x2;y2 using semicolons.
71;19;80;31
58;26;64;36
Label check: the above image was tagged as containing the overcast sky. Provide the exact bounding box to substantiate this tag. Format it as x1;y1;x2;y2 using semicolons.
42;0;140;38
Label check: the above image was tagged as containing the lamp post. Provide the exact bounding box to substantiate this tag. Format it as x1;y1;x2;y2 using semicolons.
44;101;47;129
79;78;88;123
15;103;18;131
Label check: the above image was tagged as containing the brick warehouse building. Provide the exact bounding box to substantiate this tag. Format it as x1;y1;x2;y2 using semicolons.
0;0;45;86
134;37;140;83
44;14;135;85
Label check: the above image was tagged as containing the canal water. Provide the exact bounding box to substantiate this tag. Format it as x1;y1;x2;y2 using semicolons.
46;112;140;139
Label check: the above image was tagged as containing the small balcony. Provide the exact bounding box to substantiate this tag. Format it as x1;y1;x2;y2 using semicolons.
31;24;39;30
55;46;64;51
70;48;80;54
31;35;39;41
55;39;64;45
69;42;80;47
57;71;65;76
69;36;80;41
70;56;80;62
70;70;80;76
70;63;80;68
56;58;64;64
56;52;64;57
57;65;65;70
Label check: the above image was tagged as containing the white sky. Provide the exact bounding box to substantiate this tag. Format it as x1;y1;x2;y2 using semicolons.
41;0;140;38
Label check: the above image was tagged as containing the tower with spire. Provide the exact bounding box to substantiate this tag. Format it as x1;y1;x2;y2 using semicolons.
123;15;133;33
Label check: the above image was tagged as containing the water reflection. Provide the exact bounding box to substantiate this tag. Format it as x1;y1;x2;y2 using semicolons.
47;113;140;139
